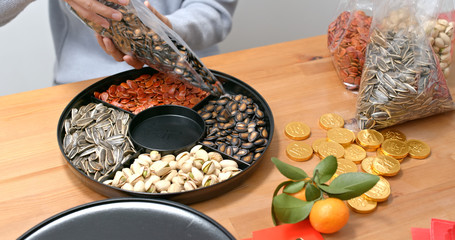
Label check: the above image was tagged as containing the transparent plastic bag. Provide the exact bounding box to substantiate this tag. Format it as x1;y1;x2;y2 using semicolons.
355;0;455;130
71;0;224;96
327;0;373;90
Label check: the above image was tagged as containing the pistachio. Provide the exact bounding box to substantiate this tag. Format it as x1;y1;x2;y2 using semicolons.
141;166;151;178
103;179;113;185
180;160;193;173
164;169;178;182
189;167;203;185
112;171;126;186
202;161;215;175
127;172;144;185
222;166;240;173
161;154;176;163
130;162;143;175
218;171;232;182
220;160;238;169
172;175;186;185
155;180;171;192
168;183;183;193
146;185;156;193
176;151;190;161
183;180;197;191
121;182;134;191
202;175;218;187
168;161;178;170
149;150;161;161
144;175;160;191
133;180;146;192
193;159;204;169
190;145;203;154
207;152;223;162
137;154;152;165
194;149;209;161
105;146;243;193
122;168;133;178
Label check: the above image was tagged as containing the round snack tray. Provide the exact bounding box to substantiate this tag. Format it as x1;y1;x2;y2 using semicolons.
57;67;274;204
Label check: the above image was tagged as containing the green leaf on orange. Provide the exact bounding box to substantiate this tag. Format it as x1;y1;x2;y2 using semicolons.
325;172;380;200
305;183;322;201
283;181;306;194
272;193;314;224
271;157;309;180
313;155;337;184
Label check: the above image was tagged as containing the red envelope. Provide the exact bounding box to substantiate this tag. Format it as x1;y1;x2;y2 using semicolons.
252;220;324;240
431;218;455;240
411;227;430;240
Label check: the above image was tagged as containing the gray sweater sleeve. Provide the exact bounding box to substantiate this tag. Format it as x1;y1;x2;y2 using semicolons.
0;0;35;26
166;0;237;51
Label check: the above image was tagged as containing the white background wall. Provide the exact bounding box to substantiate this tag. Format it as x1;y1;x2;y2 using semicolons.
0;1;337;96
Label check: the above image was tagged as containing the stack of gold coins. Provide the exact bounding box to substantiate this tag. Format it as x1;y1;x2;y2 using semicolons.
283;116;431;215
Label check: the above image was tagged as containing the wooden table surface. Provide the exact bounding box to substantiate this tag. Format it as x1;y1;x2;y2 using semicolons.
1;35;455;239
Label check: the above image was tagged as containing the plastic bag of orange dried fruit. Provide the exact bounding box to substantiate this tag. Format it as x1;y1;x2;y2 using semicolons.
70;0;224;96
327;0;373;90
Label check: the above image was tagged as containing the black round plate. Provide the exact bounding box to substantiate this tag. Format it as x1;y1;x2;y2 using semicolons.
18;198;235;240
57;68;274;204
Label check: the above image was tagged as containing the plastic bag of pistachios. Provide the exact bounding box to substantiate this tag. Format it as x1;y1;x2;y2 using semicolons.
355;0;455;130
71;0;224;96
327;0;373;90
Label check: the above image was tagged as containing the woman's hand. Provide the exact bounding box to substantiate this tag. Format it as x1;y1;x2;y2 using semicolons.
96;34;145;69
65;0;129;28
95;1;173;69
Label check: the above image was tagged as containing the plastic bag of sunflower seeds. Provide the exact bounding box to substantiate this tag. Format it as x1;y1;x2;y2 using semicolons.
71;0;224;96
327;0;373;90
355;0;455;130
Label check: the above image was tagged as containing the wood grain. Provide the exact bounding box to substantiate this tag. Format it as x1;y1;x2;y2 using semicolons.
1;35;455;239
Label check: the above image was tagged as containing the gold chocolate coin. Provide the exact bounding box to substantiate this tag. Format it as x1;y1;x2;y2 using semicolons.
319;113;344;130
347;195;378;214
335;158;358;177
318;141;345;159
372;155;401;177
356;129;384;151
284;121;311;140
364;176;391;202
327;128;355;147
380;129;407;142
381;139;409;159
286;141;313;161
377;148;404;163
344;144;367;164
312;138;327;154
406;139;431;159
361;157;379;175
